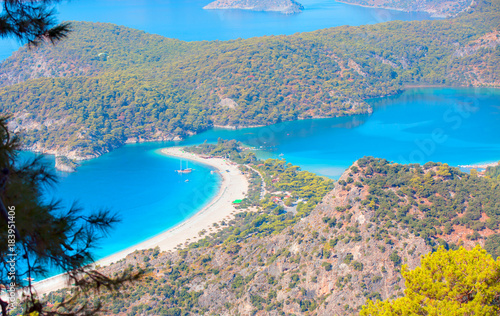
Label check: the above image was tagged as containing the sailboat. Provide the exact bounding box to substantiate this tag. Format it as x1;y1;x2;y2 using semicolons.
176;159;193;174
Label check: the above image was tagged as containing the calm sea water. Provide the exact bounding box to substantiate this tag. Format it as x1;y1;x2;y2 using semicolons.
0;0;432;60
32;147;221;261
30;87;499;265
183;88;500;176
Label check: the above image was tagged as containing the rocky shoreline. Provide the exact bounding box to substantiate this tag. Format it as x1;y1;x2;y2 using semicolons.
25;135;181;166
335;0;473;18
55;156;78;172
203;0;304;14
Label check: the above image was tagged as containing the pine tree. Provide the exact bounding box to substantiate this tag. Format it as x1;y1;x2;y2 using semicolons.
0;0;71;46
0;2;140;311
0;117;140;315
361;246;500;315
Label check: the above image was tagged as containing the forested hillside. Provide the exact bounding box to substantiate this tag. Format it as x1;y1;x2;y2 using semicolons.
486;163;500;180
41;154;500;315
0;0;499;159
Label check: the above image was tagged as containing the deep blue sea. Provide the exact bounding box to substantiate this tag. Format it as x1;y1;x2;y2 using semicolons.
0;0;433;61
27;87;499;264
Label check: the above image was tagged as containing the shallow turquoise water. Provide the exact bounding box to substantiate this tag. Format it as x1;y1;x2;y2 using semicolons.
31;87;500;266
36;146;221;261
184;88;500;177
0;0;432;60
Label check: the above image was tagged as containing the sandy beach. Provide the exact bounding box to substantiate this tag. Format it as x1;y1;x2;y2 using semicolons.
33;147;249;295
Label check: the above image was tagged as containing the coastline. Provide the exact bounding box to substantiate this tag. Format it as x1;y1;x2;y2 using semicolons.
403;84;456;89
33;146;249;295
202;0;304;14
25;88;500;164
333;0;450;18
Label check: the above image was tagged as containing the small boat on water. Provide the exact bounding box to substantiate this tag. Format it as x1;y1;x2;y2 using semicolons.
176;159;193;174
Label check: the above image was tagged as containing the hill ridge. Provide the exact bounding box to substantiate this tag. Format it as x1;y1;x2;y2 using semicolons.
0;0;498;160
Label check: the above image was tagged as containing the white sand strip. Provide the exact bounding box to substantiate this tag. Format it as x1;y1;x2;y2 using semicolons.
33;147;249;295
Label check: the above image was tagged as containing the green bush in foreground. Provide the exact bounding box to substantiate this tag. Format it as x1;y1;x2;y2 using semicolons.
361;246;500;315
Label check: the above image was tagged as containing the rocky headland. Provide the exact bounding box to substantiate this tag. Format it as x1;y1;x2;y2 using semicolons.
203;0;304;14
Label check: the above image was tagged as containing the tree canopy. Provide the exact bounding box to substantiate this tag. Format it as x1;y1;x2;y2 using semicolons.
0;0;71;46
361;246;500;315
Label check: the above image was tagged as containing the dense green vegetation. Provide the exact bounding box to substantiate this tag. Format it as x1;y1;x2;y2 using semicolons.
485;234;500;259
361;246;500;315
0;118;137;315
184;139;257;164
485;162;500;180
0;0;498;157
354;157;500;250
186;139;334;249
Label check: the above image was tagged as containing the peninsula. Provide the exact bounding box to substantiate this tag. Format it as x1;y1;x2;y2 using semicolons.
203;0;304;14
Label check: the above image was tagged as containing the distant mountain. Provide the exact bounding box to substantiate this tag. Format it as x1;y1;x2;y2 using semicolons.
204;0;304;14
339;0;473;17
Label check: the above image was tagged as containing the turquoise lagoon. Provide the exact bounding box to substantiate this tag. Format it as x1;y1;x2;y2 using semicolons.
39;147;221;260
37;87;500;262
